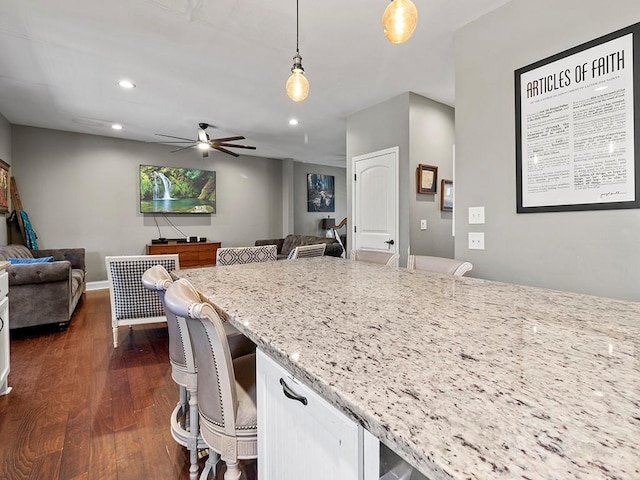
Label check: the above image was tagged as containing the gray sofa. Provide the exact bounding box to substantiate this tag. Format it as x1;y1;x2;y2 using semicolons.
0;244;86;329
255;234;343;260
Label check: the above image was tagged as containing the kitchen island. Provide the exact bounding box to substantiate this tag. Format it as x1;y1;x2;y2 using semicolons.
176;257;639;479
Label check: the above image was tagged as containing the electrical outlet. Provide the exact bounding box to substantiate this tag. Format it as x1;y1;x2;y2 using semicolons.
468;206;485;224
420;219;427;230
468;232;485;250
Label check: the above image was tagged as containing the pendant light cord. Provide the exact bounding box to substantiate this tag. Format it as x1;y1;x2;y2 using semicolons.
296;0;299;54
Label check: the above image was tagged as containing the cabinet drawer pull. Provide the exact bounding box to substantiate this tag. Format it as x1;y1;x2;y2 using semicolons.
279;378;308;406
0;316;3;332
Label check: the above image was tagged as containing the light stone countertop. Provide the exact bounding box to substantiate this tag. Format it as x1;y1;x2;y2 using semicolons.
176;257;640;480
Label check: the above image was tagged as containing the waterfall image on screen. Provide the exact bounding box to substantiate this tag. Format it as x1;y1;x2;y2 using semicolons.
140;165;216;214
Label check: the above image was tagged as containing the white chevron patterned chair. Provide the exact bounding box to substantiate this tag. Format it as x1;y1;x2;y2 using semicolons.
216;245;278;266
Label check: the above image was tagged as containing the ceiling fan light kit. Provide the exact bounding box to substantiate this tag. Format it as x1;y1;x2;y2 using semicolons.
382;0;418;44
154;123;256;158
286;0;309;102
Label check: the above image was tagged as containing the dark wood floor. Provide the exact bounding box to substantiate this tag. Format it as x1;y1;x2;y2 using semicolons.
0;289;257;480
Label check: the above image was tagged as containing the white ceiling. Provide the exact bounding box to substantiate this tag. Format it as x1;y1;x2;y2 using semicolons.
0;0;510;167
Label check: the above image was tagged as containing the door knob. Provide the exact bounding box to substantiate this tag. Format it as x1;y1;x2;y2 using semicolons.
384;239;395;245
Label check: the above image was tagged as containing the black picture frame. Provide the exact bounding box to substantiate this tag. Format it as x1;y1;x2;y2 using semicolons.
515;22;640;213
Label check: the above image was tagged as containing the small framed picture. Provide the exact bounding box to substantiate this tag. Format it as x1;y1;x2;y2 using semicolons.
441;179;453;212
0;159;9;214
417;164;438;194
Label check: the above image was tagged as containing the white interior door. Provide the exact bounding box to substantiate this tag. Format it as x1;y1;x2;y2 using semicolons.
352;148;399;254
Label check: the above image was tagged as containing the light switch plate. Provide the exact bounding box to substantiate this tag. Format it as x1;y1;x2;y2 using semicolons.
468;232;485;250
420;219;427;230
469;206;485;225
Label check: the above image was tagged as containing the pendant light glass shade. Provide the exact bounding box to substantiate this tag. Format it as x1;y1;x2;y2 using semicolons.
382;0;418;44
287;0;309;102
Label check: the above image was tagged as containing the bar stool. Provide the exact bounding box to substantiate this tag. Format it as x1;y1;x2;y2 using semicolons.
164;278;258;480
351;249;400;267
142;265;255;480
407;254;473;276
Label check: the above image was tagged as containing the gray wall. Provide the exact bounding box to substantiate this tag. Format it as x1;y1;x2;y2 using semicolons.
409;93;455;258
0;114;9;245
294;162;347;237
346;92;455;265
11;126;284;282
454;0;640;301
347;94;411;264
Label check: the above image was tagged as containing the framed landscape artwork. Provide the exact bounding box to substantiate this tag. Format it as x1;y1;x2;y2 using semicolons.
0;160;9;214
307;174;335;212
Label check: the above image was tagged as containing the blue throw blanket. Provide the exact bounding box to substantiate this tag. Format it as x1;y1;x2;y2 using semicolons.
20;210;38;250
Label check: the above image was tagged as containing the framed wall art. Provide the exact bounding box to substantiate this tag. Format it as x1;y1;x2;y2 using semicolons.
307;173;335;212
515;22;640;213
0;160;9;214
441;179;453;212
417;164;438;194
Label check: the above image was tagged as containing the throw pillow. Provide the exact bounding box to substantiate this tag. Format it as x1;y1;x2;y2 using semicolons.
7;256;54;264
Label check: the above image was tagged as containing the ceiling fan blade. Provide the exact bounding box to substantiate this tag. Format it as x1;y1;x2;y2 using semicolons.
210;136;245;143
202;149;209;158
155;133;196;141
171;145;195;153
217;143;256;150
214;146;240;157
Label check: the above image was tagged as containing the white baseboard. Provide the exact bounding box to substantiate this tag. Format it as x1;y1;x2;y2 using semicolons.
87;280;109;291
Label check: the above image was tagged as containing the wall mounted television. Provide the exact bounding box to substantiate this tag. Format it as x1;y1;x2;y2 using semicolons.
140;165;216;214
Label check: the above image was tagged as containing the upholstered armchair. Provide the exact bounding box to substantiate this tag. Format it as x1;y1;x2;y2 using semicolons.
0;244;86;329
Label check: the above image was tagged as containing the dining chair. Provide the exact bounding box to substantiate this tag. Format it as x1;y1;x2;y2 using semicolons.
216;245;278;266
142;265;256;480
164;278;258;480
106;254;179;348
407;254;473;276
288;243;326;259
351;249;400;267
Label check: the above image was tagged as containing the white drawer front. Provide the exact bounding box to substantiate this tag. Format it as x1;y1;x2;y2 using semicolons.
257;349;360;480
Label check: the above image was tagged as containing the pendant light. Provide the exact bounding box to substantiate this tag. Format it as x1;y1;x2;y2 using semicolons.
382;0;418;44
286;0;309;102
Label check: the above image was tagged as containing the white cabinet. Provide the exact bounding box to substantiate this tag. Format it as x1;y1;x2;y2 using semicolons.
257;349;361;480
0;270;10;396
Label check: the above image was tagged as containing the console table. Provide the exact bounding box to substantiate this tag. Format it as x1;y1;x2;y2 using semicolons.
175;257;640;480
147;241;221;268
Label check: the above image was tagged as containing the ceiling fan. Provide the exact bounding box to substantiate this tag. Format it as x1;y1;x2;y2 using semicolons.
154;123;256;158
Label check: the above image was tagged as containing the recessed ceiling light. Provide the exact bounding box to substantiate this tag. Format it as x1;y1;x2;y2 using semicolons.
111;123;123;130
289;119;300;126
118;80;136;89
